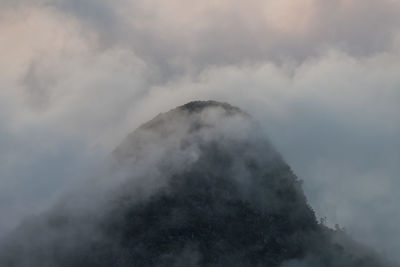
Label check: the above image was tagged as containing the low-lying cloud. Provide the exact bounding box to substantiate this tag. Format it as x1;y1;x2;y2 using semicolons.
0;0;399;263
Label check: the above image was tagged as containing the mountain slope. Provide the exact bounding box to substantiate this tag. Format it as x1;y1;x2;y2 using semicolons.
0;101;395;267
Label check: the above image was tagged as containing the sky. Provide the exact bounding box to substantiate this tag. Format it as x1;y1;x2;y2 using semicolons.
0;0;399;262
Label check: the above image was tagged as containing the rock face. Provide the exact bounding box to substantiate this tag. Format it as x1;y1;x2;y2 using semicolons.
0;101;395;266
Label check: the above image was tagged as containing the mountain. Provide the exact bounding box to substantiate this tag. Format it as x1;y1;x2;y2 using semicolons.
0;101;395;266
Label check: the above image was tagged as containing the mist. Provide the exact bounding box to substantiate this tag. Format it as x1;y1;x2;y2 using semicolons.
0;102;395;266
0;0;399;264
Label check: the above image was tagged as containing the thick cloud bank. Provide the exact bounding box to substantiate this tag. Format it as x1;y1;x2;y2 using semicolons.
0;0;399;263
0;101;395;266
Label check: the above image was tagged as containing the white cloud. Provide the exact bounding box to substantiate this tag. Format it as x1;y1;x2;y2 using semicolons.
0;0;399;262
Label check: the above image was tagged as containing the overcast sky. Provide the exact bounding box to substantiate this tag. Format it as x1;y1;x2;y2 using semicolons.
1;0;399;262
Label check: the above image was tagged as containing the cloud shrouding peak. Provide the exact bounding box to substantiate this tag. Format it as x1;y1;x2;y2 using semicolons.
0;0;399;264
0;101;395;266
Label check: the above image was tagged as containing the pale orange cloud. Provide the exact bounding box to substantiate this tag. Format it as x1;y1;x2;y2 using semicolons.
263;0;317;34
0;7;86;79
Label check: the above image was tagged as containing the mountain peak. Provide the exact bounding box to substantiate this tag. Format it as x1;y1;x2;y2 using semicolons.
178;100;242;113
0;101;395;267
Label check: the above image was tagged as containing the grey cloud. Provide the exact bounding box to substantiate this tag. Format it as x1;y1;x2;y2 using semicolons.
118;50;399;261
24;0;400;73
4;0;400;84
0;0;399;264
22;59;58;111
5;0;400;78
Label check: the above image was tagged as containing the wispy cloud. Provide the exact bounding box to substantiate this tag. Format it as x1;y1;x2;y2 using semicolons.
0;0;399;262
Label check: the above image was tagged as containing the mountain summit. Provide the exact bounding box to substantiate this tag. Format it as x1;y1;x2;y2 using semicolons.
0;101;395;266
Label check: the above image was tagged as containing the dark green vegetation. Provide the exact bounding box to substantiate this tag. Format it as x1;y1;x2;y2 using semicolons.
0;101;395;266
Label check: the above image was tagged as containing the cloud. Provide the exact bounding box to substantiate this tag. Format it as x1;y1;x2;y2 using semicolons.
137;49;400;260
0;0;399;263
1;102;393;266
4;0;400;73
49;0;400;66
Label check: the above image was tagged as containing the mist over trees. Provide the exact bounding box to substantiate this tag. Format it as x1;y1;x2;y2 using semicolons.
0;101;396;267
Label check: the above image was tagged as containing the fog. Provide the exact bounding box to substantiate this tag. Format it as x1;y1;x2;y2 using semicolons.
1;102;394;266
0;0;399;264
